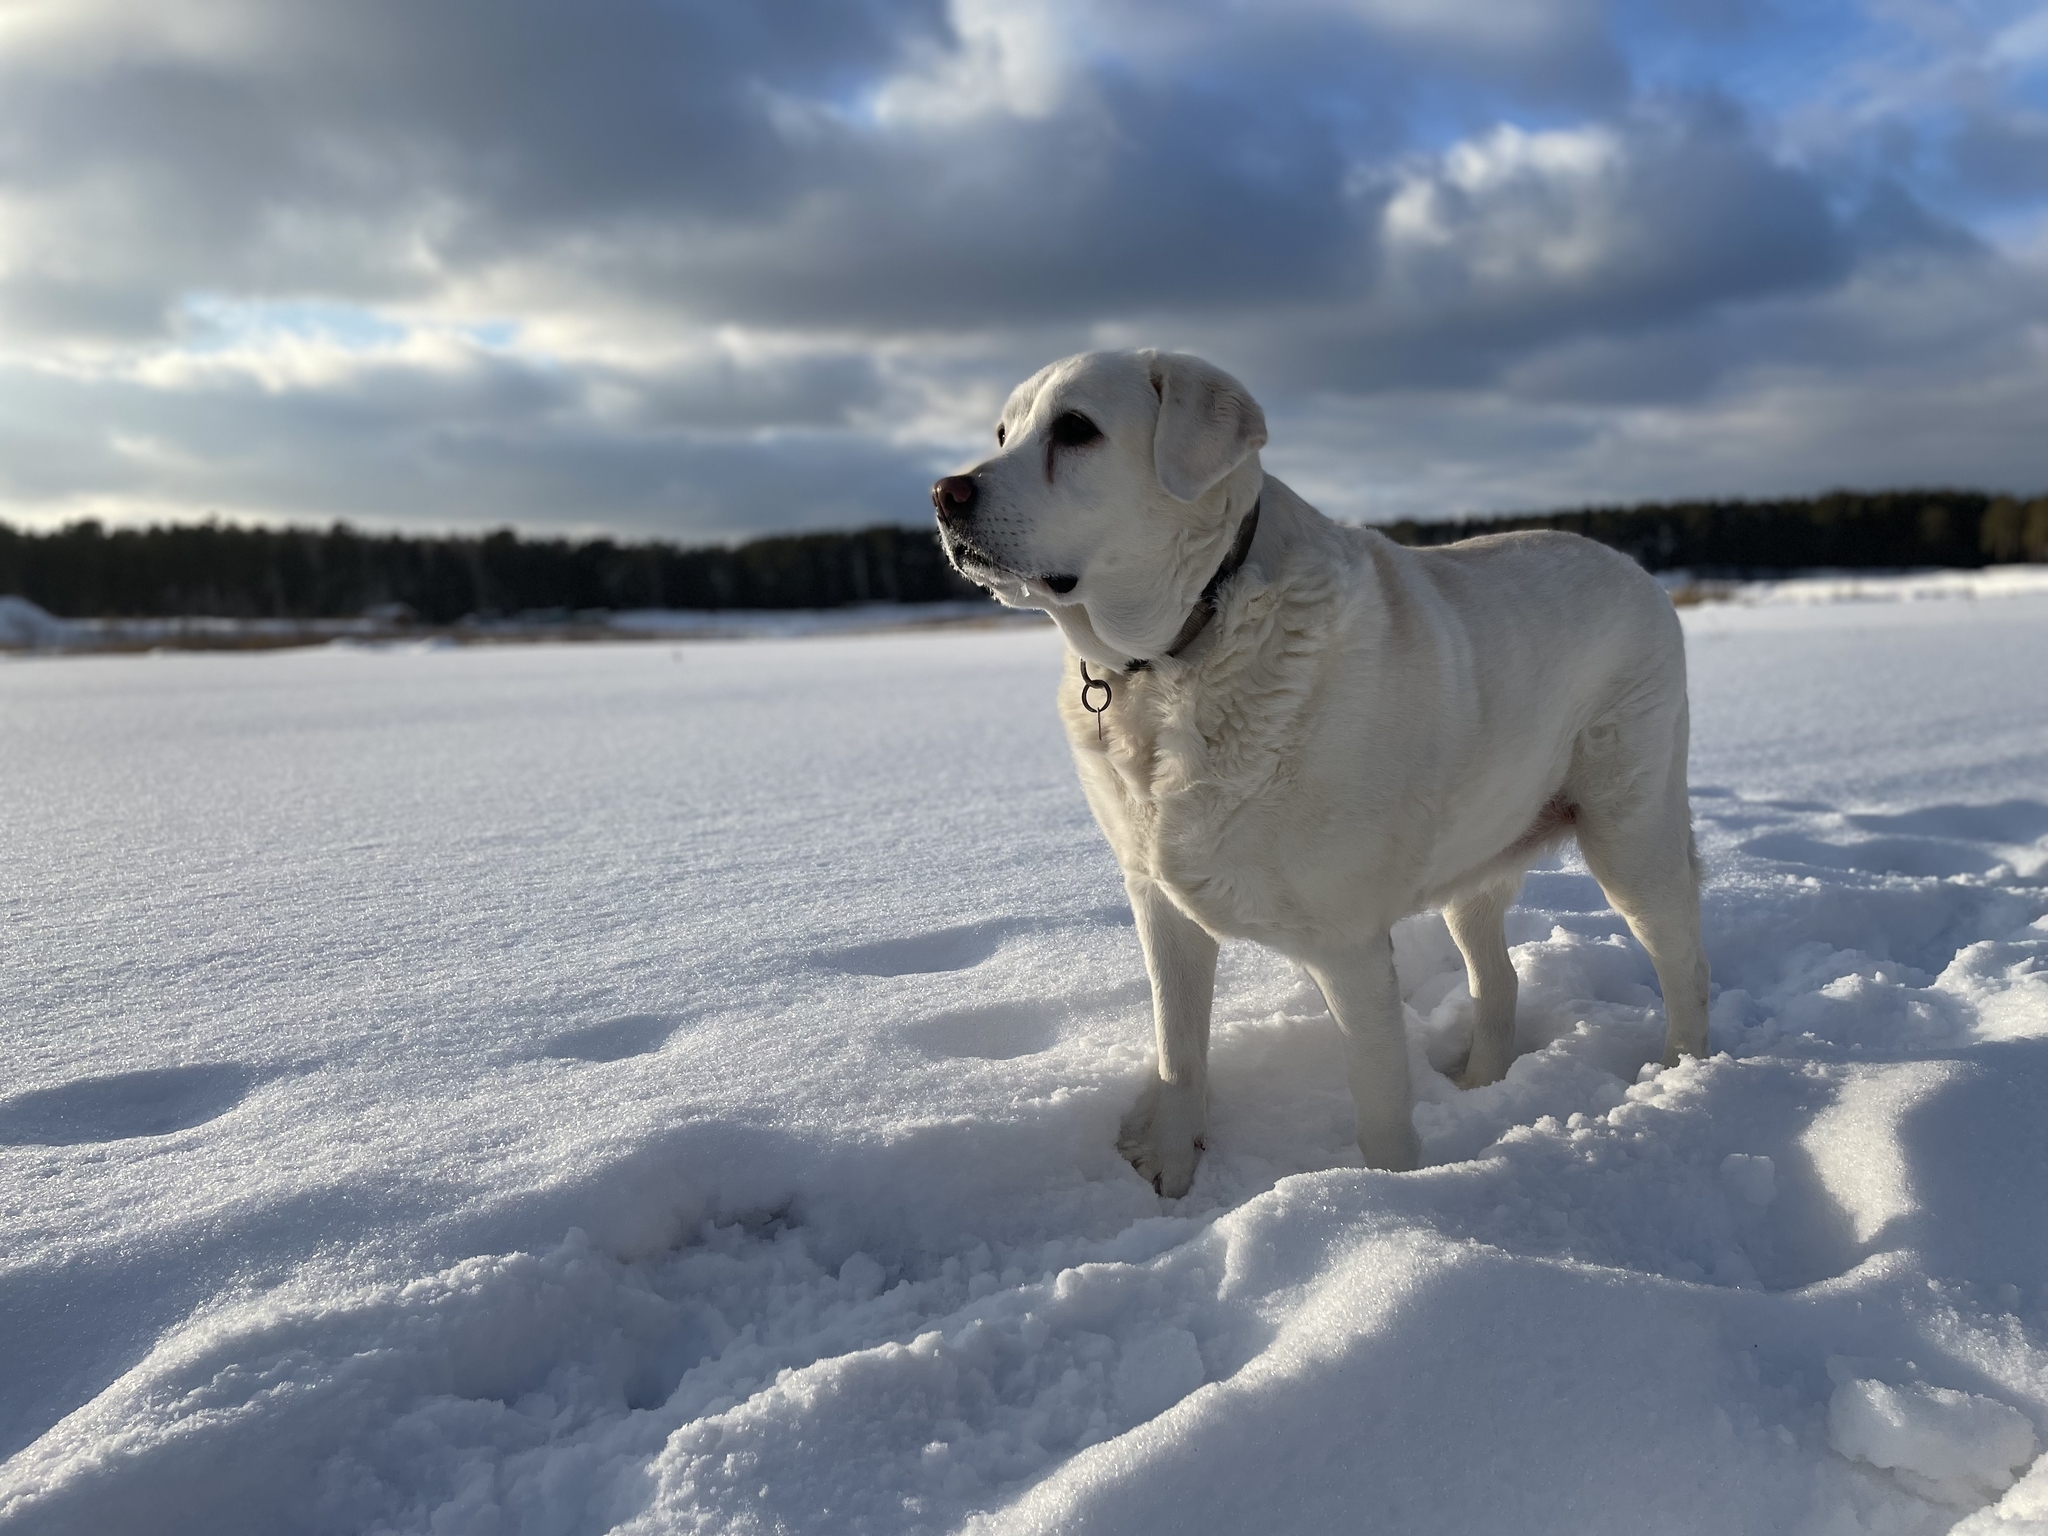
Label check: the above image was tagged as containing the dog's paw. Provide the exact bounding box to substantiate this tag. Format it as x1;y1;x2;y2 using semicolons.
1356;1122;1421;1173
1117;1078;1206;1198
1453;1033;1515;1089
1454;1056;1508;1089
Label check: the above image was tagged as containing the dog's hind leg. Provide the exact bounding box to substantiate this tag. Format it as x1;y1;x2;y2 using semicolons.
1444;876;1522;1087
1304;931;1419;1172
1118;878;1219;1198
1573;705;1710;1068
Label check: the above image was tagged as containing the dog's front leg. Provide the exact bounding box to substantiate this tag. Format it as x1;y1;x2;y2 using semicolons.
1117;878;1218;1197
1305;932;1420;1172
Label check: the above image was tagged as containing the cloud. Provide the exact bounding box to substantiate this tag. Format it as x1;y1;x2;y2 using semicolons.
0;0;2042;538
0;330;944;534
1213;100;1850;393
1379;108;1840;315
1266;237;2048;521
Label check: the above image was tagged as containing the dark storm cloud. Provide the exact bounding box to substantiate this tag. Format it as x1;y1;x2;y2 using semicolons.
0;0;953;337
0;0;1642;337
1199;98;1853;396
0;0;2043;535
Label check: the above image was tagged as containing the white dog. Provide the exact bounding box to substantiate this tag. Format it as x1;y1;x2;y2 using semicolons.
933;350;1708;1196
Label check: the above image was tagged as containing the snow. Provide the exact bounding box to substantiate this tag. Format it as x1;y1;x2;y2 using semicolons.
0;598;1038;654
2;580;2046;1535
605;602;1039;639
1828;1377;2037;1506
0;597;75;650
1671;566;2048;608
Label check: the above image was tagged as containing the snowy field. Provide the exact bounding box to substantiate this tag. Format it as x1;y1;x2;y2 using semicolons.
3;577;2046;1535
0;594;1036;652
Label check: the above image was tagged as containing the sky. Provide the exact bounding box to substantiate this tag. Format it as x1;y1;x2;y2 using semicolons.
0;0;2044;540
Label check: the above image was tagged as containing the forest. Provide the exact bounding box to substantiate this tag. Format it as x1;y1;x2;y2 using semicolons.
4;489;2044;622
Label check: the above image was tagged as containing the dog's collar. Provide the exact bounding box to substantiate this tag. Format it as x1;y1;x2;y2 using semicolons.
1076;496;1260;736
1131;495;1262;672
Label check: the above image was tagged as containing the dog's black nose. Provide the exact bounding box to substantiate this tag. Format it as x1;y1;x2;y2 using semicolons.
932;474;976;525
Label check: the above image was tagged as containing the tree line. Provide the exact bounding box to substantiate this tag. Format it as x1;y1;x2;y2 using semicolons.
0;521;981;622
3;488;2044;621
1377;488;2048;572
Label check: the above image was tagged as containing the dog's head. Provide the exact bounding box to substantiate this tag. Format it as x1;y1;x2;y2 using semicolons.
933;349;1267;661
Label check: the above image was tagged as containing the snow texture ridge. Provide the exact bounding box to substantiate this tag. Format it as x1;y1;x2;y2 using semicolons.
3;585;2047;1534
1828;1376;2037;1505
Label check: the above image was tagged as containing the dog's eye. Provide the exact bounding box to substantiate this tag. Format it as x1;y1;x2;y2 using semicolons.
996;423;1006;446
1050;411;1101;448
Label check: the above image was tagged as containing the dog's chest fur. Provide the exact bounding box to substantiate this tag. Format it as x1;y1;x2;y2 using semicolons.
1059;595;1323;941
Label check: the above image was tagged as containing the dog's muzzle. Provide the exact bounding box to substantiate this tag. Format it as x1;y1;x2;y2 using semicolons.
931;474;976;527
933;474;1011;581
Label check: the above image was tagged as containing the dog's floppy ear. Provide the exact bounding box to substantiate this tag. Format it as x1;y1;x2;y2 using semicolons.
1147;351;1268;503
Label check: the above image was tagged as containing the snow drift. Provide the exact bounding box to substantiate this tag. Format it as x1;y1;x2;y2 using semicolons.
1;574;2044;1534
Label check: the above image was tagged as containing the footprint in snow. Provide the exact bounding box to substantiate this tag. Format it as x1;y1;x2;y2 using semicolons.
903;1000;1064;1061
0;1064;257;1146
541;1014;681;1063
1741;830;2005;879
1846;798;2048;845
815;907;1134;980
813;920;1019;977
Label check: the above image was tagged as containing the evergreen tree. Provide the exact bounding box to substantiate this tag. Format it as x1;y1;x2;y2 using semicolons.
4;489;2043;621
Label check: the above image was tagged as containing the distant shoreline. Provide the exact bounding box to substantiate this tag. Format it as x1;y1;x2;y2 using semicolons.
5;490;2046;636
8;568;2047;657
0;596;1049;655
